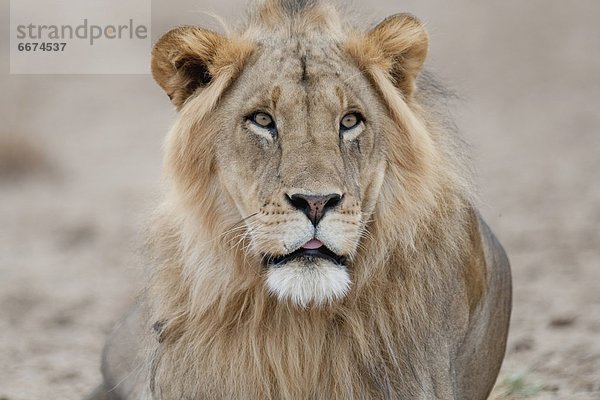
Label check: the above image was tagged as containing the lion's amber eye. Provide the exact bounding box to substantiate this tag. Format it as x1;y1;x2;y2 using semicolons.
250;112;275;129
340;113;362;131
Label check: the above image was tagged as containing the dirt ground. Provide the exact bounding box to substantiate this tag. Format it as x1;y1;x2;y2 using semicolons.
1;1;598;399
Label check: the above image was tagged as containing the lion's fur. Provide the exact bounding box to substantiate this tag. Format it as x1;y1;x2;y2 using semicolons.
97;1;510;399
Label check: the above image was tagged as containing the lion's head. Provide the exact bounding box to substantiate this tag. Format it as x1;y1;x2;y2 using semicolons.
150;1;466;309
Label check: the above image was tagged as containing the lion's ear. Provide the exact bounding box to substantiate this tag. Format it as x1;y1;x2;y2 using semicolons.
151;26;227;109
348;14;428;98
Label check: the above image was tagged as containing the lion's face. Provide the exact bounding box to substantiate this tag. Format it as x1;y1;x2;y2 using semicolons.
214;43;389;306
151;10;429;308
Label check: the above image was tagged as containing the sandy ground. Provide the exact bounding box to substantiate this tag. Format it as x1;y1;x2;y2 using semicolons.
0;1;598;399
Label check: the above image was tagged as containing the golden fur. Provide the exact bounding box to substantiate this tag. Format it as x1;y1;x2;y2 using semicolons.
94;1;511;399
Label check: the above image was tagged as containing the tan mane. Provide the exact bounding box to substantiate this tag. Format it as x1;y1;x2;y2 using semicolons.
145;1;477;398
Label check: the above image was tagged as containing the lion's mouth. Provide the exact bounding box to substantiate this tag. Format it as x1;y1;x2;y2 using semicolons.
264;239;346;267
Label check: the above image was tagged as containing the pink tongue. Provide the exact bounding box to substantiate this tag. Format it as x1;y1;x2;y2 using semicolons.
303;239;323;250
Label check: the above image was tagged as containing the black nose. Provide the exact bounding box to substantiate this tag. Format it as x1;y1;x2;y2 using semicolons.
286;193;342;226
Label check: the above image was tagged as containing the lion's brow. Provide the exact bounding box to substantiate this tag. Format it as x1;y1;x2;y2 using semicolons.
335;86;346;109
271;86;282;109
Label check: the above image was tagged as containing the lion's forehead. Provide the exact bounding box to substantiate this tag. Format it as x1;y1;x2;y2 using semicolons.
250;38;359;88
232;45;375;133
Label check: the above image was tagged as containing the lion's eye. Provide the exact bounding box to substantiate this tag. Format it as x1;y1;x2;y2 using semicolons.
250;112;276;129
340;113;363;131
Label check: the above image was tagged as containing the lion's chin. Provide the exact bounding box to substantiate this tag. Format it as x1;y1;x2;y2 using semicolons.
265;259;351;308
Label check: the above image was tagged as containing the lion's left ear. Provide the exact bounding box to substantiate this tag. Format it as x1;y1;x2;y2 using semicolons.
151;26;252;110
347;14;428;98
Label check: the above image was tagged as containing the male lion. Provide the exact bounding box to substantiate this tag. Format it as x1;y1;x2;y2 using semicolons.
89;1;511;399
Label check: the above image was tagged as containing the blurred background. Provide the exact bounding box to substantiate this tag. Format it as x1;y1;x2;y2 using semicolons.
0;1;598;399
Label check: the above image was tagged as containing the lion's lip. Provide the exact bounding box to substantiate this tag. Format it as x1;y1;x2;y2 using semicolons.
264;244;345;267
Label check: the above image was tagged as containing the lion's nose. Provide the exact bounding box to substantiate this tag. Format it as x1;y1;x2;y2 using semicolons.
286;193;342;226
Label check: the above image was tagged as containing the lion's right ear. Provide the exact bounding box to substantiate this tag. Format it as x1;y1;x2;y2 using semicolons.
151;27;231;109
346;14;428;99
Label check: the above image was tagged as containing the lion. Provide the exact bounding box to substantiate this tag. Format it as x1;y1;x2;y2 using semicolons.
87;1;511;399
